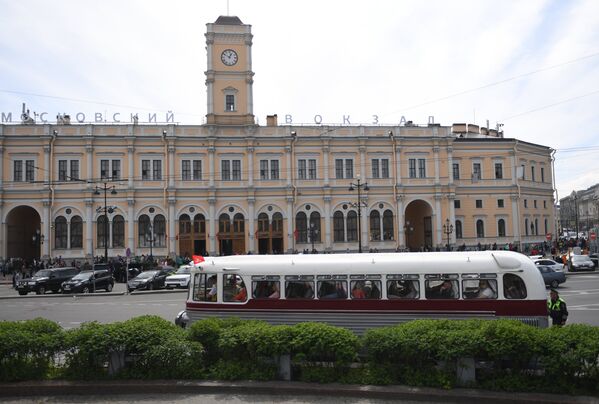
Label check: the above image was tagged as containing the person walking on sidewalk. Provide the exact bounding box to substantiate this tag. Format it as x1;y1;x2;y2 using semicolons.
548;289;568;326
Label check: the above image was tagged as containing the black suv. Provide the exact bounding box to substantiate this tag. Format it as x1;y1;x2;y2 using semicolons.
17;267;79;295
61;270;115;294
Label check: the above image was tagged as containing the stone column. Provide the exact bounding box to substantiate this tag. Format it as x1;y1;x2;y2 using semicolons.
85;199;93;259
449;194;456;245
435;195;442;247
43;145;50;185
247;146;254;187
248;198;255;253
127;198;135;255
168;197;176;257
511;195;520;244
208;146;215;187
168;146;175;188
0;146;4;188
285;145;291;186
396;195;405;248
433;146;440;185
359;145;366;179
287;197;294;253
86;145;93;190
395;145;402;185
322;144;330;186
447;147;454;184
127;146;134;189
324;196;332;250
42;200;51;258
209;197;216;256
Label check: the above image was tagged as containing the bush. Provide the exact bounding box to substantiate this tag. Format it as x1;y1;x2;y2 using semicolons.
0;318;63;381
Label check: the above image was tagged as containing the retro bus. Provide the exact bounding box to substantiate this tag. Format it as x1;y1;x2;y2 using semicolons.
175;251;549;333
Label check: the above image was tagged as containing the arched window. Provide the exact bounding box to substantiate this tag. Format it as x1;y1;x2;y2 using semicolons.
55;216;68;249
112;215;125;247
333;211;345;242
525;218;529;236
233;213;245;233
153;214;166;247
498;219;506;237
193;214;206;235
219;213;231;234
455;220;463;239
309;211;321;243
347;211;358;242
258;213;269;232
97;215;107;248
295;212;307;243
383;210;394;240
370;211;381;241
476;219;485;238
138;215;151;247
70;215;82;248
272;212;283;233
179;214;191;235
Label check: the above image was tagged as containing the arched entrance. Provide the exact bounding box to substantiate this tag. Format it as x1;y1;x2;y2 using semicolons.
404;200;433;251
178;213;207;257
6;206;42;261
257;212;284;254
218;213;245;255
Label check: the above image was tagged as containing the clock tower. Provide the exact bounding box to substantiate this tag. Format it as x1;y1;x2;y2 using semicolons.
205;16;255;125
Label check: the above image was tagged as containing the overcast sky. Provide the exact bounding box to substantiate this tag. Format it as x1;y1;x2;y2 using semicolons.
1;0;598;202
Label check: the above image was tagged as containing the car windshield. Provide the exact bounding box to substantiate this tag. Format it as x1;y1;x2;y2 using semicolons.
572;255;591;262
175;267;191;274
136;271;158;279
71;273;92;280
34;270;52;277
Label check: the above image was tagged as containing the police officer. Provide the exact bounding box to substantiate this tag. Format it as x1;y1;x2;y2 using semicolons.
547;289;568;326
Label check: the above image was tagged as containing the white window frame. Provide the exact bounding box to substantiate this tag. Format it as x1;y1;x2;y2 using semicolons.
56;158;81;182
223;87;238;112
334;157;354;179
220;158;242;181
181;159;202;181
472;160;482;181
140;157;163;181
12;157;38;182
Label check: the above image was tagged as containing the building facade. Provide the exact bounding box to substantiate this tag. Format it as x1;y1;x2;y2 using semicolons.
0;16;556;262
559;184;599;236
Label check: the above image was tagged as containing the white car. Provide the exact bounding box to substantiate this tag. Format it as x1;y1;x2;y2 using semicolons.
164;265;192;289
533;258;565;272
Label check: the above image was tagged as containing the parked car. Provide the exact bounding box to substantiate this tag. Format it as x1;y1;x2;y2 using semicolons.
16;267;79;295
537;265;566;288
569;255;595;272
533;258;564;272
61;270;114;294
589;253;599;269
127;267;174;292
165;265;192;289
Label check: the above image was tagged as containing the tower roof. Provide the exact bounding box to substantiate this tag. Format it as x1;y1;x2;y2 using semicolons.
214;16;243;25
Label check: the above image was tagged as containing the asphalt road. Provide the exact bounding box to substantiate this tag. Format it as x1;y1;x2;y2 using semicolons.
0;272;598;327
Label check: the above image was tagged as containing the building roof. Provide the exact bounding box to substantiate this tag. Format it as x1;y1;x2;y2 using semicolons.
214;16;243;25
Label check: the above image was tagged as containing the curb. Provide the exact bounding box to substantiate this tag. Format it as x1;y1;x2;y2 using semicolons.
0;288;186;300
0;380;595;403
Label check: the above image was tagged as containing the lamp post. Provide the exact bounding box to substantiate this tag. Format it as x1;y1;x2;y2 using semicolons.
403;221;414;251
349;175;369;253
94;183;117;263
32;229;44;258
571;191;579;244
147;223;154;263
443;218;454;252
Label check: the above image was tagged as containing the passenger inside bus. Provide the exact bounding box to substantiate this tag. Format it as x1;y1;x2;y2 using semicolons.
387;280;419;299
268;282;280;298
351;282;367;299
253;280;280;299
426;280;457;299
233;281;247;301
319;281;347;299
503;274;527;299
207;275;217;301
477;279;497;299
286;281;314;299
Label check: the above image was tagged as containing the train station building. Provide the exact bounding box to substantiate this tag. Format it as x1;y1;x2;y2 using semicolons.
0;16;556;262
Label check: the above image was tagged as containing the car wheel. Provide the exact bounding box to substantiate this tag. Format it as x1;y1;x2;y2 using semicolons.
550;280;559;288
106;283;113;292
18;291;27;296
52;288;60;294
82;287;90;294
37;286;45;295
147;283;154;291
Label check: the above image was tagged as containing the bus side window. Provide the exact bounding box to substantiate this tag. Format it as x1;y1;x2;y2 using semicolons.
350;280;381;299
223;274;247;303
253;280;280;299
318;280;347;299
503;274;527;299
285;281;314;299
387;280;419;299
193;273;217;302
462;279;498;299
425;280;458;299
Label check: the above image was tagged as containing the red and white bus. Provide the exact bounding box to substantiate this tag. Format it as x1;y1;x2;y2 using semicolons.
175;251;549;333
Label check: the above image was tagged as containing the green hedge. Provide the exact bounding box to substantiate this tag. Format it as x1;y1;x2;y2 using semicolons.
1;316;599;395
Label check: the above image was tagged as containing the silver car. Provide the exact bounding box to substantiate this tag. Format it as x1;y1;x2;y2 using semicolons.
533;259;564;272
165;266;192;289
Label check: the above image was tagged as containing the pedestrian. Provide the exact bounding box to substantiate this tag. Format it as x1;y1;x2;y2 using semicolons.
547;289;568;326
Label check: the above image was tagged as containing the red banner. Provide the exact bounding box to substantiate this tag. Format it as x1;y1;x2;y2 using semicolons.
192;255;205;265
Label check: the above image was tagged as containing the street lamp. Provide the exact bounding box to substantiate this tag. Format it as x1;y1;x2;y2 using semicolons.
94;183;117;263
403;221;414;251
349;175;369;253
571;191;579;244
443;218;454;252
309;222;319;253
147;222;155;263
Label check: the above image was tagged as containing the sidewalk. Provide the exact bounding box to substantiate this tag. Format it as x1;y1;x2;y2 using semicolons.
0;380;597;403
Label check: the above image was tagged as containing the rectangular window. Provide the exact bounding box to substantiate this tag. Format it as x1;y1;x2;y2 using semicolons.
497;199;504;208
152;160;162;180
381;159;389;178
418;158;426;178
142;160;151;180
534;200;537;209
473;163;481;180
58;160;67;181
372;159;380;178
521;164;526;180
270;160;279;180
541;167;545;182
225;94;235;111
101;160;109;180
476;199;483;209
193;160;202;180
308;159;317;179
452;163;460;180
14;161;23;182
543;200;547;209
298;159;307;180
345;159;353;178
495;163;503;179
524;199;528;208
232;160;241;180
222;160;231;181
260;160;268;180
335;159;343;179
182;160;191;181
111;160;121;180
454;200;461;209
25;160;35;182
335;158;353;179
70;160;79;181
409;159;416;178
531;166;536;182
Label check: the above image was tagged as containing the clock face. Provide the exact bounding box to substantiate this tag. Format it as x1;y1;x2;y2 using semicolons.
221;49;238;66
